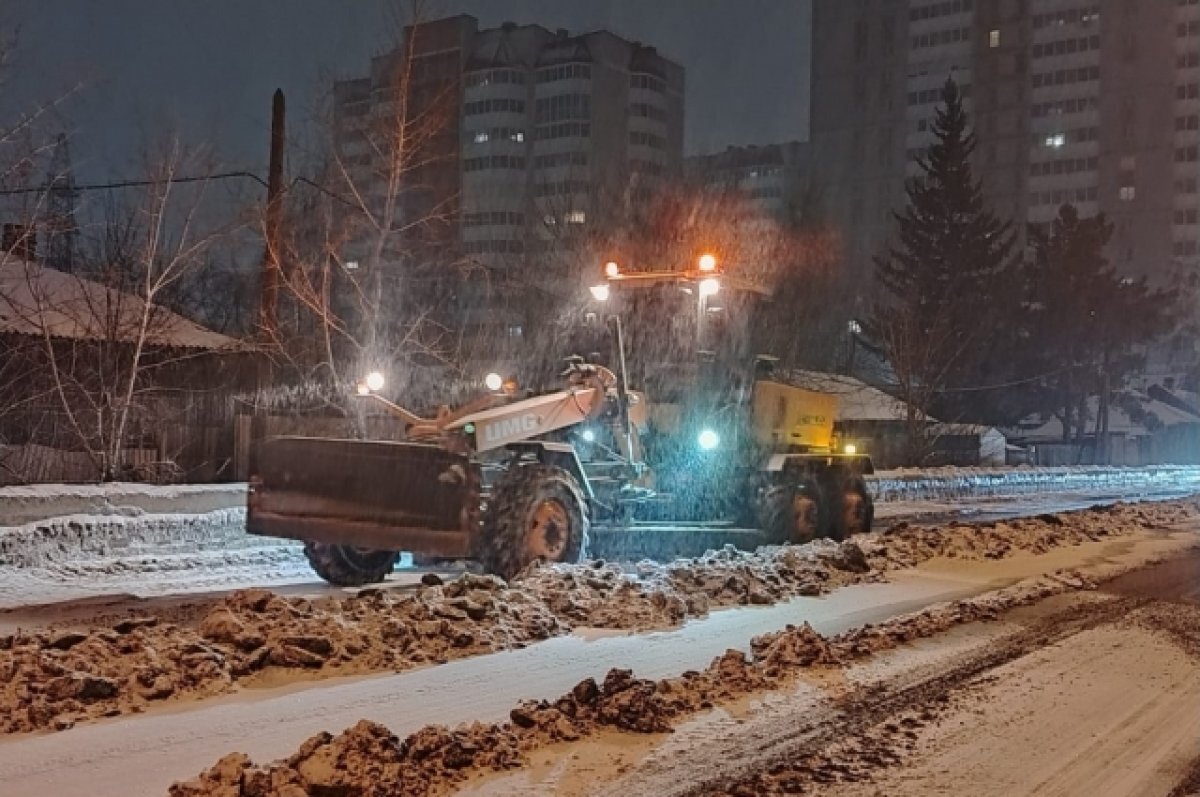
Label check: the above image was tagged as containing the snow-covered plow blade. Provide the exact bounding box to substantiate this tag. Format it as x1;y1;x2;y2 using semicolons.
247;437;475;557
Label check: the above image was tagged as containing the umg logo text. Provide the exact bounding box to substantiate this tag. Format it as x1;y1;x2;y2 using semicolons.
482;414;540;443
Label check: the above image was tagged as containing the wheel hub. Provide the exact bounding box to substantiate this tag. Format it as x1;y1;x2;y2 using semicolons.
843;492;867;534
791;495;819;543
526;499;569;561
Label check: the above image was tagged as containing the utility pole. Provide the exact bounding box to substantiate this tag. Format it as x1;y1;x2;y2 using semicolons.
260;89;286;342
44;134;79;273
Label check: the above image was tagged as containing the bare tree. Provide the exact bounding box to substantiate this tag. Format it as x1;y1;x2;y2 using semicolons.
266;2;472;413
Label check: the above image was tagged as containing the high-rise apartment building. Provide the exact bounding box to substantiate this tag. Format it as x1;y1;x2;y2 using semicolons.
685;141;811;219
332;15;684;337
810;0;1200;288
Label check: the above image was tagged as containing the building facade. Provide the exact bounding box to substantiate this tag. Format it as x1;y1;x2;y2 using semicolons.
332;15;685;339
810;0;1200;287
684;141;811;219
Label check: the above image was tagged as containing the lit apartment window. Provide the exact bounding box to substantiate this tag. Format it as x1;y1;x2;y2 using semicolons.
565;211;586;224
474;131;489;144
1044;134;1065;148
1119;186;1136;201
989;29;1001;48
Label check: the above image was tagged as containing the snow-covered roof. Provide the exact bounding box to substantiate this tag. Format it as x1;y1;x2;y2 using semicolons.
782;370;930;423
1010;394;1200;441
0;257;238;350
929;422;1005;440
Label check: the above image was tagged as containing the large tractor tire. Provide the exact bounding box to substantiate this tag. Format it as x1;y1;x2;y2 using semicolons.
831;474;874;541
303;541;398;587
761;479;825;545
476;465;589;581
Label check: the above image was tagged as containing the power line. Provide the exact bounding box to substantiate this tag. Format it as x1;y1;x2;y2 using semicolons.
0;170;269;196
0;171;358;207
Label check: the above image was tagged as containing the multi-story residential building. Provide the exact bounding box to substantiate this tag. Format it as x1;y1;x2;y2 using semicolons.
332;15;685;339
810;0;1200;289
685;141;811;219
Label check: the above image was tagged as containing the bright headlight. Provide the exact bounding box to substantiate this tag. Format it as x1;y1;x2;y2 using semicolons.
698;428;720;451
484;372;503;391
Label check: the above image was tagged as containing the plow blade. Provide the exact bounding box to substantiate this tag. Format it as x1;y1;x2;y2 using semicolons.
247;437;473;557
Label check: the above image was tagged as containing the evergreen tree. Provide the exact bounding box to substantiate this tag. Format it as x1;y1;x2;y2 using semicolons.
870;79;1018;460
1025;204;1172;460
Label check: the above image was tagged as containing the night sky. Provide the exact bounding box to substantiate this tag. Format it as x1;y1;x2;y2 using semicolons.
5;0;811;183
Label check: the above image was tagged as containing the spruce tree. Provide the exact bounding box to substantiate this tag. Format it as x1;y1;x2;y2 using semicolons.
871;78;1018;459
1026;204;1172;459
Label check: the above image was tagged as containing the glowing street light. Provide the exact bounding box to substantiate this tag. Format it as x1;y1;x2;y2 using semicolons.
697;428;720;451
364;371;385;393
484;372;504;392
604;261;621;278
589;284;611;301
698;253;717;272
698;277;720;297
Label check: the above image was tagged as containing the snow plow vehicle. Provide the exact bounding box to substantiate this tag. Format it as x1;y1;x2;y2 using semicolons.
247;259;873;585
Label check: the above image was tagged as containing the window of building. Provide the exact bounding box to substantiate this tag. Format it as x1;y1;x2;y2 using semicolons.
469;127;525;145
565;211;586;224
908;0;973;22
535;179;591;197
1177;177;1199;194
537;63;592;84
989;29;1001;48
1031;65;1101;89
462;211;525;227
534;122;591;140
1175;209;1200;225
631;103;667;122
1031;35;1101;59
463;155;527;172
463;239;525;255
630;73;666;92
464;98;526;116
535;93;591;124
465;69;527;88
1033;7;1101;29
1177;145;1200;163
630;131;666;149
534;151;588;169
911;27;971;50
1178;83;1200;100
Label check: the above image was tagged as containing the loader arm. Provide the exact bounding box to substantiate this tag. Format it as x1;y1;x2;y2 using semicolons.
447;387;604;452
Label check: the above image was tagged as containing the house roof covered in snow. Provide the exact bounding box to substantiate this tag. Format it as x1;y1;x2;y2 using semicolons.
781;370;929;423
0;258;239;350
1008;393;1200;441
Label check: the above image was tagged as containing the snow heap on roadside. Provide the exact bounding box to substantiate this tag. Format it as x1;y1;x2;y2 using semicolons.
2;499;1194;738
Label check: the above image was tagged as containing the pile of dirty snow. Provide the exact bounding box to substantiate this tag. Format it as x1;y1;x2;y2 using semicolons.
170;566;1137;797
3;500;1194;735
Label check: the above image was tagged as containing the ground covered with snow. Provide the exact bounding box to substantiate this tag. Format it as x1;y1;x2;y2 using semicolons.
1;499;1192;738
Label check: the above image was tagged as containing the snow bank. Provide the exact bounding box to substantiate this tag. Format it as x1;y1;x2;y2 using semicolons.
0;508;250;568
868;465;1200;502
0;482;246;526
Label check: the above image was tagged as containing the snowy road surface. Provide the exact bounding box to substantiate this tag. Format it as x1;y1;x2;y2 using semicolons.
0;520;1195;796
